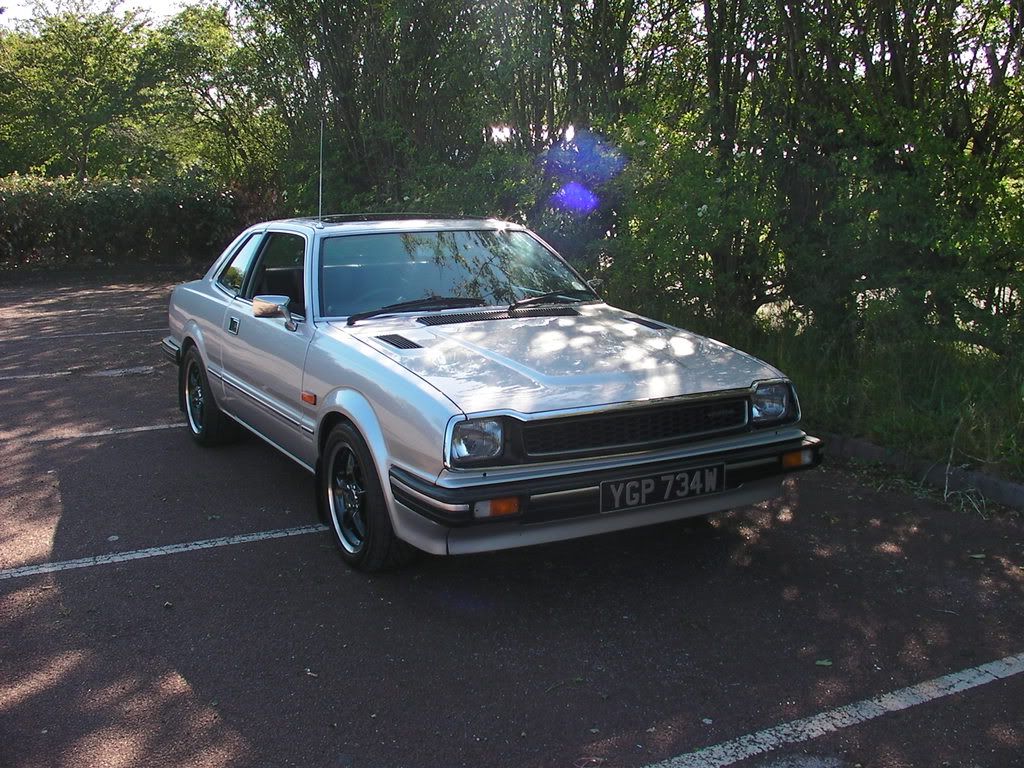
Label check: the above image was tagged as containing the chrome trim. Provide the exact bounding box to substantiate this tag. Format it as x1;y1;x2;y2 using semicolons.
728;457;780;470
221;373;304;429
390;476;471;514
223;412;315;473
435;429;808;491
529;487;599;502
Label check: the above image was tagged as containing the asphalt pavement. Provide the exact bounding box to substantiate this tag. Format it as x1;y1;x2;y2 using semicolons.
1;277;1022;768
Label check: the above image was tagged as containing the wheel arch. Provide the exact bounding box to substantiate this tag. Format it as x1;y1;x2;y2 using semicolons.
315;389;390;481
314;391;393;534
176;331;203;412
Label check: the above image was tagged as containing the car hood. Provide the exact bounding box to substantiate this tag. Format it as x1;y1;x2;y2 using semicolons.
332;304;783;415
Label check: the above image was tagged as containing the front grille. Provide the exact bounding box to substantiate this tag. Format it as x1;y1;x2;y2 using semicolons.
521;397;748;459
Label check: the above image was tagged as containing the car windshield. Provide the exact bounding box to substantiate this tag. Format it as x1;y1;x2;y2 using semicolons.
319;229;594;318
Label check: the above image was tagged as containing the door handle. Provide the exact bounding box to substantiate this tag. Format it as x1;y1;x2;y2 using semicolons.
228;316;240;335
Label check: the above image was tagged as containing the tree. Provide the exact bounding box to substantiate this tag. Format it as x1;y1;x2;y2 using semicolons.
0;2;158;178
146;4;286;184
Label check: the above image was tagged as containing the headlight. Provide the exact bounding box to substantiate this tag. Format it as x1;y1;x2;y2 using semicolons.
451;418;504;464
751;382;794;424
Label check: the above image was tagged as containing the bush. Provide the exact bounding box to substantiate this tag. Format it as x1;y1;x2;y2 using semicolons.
0;174;264;271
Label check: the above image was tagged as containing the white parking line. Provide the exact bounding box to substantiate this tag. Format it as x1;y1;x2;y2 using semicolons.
0;524;330;581
0;327;166;342
84;365;156;377
20;423;185;443
0;365;158;382
644;652;1024;768
0;371;74;381
4;306;164;319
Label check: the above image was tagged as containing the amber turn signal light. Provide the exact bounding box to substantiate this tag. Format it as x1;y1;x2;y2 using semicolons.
782;448;815;469
473;497;520;519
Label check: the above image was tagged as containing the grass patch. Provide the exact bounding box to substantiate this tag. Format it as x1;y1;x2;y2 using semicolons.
649;306;1024;484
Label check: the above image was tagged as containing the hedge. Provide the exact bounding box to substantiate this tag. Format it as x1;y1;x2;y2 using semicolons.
0;174;270;271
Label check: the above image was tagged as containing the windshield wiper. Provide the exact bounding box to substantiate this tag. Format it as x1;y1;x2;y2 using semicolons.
508;290;587;312
346;296;486;326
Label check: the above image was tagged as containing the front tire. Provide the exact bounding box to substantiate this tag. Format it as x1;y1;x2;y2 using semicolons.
320;422;415;571
180;346;238;445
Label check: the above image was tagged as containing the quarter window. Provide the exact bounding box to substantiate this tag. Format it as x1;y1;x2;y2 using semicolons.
217;234;262;295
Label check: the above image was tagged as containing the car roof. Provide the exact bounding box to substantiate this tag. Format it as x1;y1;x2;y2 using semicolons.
277;213;522;235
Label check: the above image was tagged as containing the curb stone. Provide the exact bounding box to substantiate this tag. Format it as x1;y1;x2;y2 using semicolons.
821;431;1024;510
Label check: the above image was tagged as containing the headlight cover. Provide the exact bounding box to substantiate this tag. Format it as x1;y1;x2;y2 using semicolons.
751;381;797;425
450;418;505;465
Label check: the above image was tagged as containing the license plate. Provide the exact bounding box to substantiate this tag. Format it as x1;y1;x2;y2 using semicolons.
600;464;726;513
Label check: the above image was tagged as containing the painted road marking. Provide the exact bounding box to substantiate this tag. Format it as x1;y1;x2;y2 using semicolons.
0;327;167;342
0;371;74;381
19;423;186;443
0;365;158;382
1;306;164;319
0;524;330;581
644;652;1024;768
84;365;156;377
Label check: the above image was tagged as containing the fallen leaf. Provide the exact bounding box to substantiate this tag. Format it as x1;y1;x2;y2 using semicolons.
815;659;833;667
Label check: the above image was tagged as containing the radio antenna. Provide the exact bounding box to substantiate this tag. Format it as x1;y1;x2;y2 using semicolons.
318;118;325;220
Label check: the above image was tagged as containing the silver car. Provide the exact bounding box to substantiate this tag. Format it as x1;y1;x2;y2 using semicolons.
162;215;822;571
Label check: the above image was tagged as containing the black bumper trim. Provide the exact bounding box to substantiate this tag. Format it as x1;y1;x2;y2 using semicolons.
390;435;823;526
160;336;181;365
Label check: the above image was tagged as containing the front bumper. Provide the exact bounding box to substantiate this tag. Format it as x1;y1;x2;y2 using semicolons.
160;336;181;365
388;434;823;555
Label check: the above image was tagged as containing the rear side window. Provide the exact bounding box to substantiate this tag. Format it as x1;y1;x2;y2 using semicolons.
217;234;262;295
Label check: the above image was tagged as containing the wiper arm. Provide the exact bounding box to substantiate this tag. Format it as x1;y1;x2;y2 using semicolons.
508;291;585;312
346;296;485;326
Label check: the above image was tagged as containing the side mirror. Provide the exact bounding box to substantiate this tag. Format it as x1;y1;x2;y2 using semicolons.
253;295;297;332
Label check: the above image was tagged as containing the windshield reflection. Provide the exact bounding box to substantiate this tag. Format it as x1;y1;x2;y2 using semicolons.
319;229;592;317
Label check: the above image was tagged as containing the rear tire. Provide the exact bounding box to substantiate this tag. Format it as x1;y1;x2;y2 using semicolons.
320;421;415;572
180;346;238;445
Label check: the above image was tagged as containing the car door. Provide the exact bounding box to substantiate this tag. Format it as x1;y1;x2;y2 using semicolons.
219;229;316;466
204;230;266;401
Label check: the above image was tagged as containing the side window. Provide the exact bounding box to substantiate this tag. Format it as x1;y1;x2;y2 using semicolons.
247;232;307;318
216;234;262;295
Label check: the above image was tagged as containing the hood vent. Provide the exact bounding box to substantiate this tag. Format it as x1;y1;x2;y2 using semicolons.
376;334;422;349
417;306;580;326
625;316;667;330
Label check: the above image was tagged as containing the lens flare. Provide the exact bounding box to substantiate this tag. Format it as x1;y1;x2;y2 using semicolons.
542;129;626;217
551;182;599;215
545;130;627;183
